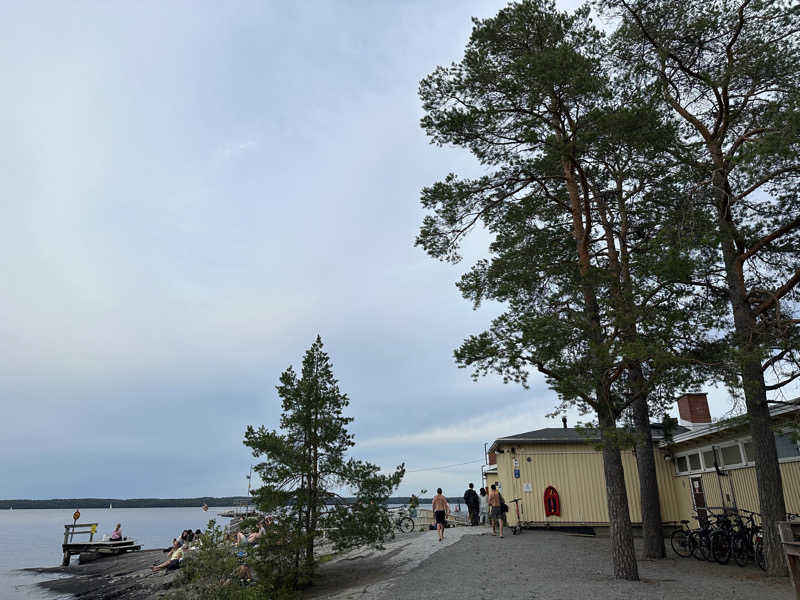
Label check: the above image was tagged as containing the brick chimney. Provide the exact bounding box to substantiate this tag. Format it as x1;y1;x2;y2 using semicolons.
677;392;711;429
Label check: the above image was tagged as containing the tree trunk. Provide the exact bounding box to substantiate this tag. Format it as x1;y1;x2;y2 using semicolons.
714;164;788;576
600;406;640;580
629;365;666;559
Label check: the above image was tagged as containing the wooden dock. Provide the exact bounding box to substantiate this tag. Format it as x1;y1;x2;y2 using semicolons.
62;523;141;566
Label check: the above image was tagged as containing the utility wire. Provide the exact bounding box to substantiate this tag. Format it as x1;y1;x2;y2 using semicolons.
404;459;484;473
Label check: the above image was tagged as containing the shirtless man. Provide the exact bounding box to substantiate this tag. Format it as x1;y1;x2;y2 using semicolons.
431;488;450;542
487;483;504;538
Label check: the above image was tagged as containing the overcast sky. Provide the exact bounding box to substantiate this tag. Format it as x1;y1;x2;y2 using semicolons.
1;0;792;501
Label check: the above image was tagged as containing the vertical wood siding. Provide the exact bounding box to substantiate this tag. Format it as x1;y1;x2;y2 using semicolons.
493;442;682;525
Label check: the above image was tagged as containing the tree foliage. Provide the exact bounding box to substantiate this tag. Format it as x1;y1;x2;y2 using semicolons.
601;0;800;576
243;336;404;591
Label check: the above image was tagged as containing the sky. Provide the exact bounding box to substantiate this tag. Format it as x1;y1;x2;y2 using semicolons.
1;0;793;501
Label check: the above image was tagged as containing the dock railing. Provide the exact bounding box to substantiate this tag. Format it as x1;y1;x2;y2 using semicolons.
64;523;97;545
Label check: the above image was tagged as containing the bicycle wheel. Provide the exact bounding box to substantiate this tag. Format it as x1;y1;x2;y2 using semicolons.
692;532;711;561
671;529;692;558
732;535;749;567
755;539;766;572
711;531;731;564
398;516;414;534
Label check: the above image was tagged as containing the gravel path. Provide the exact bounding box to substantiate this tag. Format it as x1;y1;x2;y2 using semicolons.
379;530;793;600
307;527;485;599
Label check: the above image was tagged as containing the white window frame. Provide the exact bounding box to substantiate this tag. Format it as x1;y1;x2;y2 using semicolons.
674;432;800;475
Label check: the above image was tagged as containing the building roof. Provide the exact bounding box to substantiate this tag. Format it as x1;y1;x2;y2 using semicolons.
489;422;689;453
666;400;800;446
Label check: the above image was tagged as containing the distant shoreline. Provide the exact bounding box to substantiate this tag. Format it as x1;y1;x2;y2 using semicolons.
0;496;464;509
0;496;250;509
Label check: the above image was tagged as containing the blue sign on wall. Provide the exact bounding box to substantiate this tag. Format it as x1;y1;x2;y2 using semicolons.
514;469;520;478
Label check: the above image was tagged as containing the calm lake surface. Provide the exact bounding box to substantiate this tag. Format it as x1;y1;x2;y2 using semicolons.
0;506;236;599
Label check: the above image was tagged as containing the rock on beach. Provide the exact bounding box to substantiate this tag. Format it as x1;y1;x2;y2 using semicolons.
26;549;180;600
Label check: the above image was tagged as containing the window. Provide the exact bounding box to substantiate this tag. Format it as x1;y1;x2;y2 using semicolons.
743;441;754;462
688;453;701;471
676;456;688;473
775;432;800;459
720;444;743;466
702;449;717;470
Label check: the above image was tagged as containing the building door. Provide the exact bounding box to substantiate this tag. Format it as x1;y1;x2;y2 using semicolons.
690;476;707;521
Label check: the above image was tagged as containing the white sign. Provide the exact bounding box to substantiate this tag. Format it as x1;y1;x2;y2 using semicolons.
523;483;532;493
513;458;519;468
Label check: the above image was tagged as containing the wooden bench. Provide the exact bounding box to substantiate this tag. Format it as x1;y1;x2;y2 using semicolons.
778;521;800;599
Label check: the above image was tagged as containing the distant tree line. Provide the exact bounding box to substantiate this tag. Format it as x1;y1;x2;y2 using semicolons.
0;497;251;510
0;496;462;510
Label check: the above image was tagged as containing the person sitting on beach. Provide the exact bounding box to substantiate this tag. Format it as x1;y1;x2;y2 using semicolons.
235;531;249;547
180;529;193;545
431;488;450;543
109;523;122;541
152;540;184;572
247;520;267;544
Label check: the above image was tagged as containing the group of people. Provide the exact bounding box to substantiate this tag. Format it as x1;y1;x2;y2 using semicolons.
430;482;507;542
152;528;202;572
464;482;506;535
232;517;270;548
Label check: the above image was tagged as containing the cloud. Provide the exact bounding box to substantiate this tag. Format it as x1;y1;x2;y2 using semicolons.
219;137;260;162
360;402;559;449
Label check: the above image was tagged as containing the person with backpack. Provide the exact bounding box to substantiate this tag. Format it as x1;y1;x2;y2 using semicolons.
487;483;504;537
463;483;480;526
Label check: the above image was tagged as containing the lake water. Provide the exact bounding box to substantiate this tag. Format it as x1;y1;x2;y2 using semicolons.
0;506;237;599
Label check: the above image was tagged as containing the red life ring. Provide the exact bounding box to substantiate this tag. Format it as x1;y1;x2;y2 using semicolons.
544;486;560;516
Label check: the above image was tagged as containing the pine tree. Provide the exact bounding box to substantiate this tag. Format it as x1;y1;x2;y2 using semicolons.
244;336;405;592
417;0;722;576
601;0;800;575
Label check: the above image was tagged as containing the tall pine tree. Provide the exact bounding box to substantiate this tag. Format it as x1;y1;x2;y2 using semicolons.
244;336;405;592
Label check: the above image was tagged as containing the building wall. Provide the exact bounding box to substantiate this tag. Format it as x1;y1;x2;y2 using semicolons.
494;434;800;527
485;471;498;491
493;441;683;526
670;461;800;522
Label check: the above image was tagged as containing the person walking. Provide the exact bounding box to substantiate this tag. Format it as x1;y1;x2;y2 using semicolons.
487;483;504;538
479;487;489;525
431;488;450;542
464;483;480;526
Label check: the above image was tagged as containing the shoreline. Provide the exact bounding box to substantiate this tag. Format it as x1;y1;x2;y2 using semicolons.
23;527;794;599
25;548;181;599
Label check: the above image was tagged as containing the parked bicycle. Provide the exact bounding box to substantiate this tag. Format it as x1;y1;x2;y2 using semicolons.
391;508;415;534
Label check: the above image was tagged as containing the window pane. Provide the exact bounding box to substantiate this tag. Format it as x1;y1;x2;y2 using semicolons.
743;441;754;462
775;433;800;459
702;450;716;470
721;445;742;466
676;456;688;473
688;453;701;471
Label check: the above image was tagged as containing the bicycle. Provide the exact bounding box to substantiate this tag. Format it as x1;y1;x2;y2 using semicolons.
710;512;734;564
391;508;415;534
670;519;697;557
670;511;715;560
731;510;761;568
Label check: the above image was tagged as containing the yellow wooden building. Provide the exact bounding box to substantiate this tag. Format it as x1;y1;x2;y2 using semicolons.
486;393;800;530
